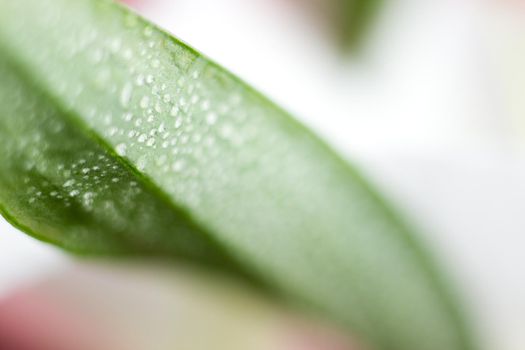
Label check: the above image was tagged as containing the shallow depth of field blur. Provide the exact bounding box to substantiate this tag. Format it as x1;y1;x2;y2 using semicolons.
1;0;524;349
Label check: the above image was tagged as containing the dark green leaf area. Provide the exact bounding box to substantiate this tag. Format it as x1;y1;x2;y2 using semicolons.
0;54;245;273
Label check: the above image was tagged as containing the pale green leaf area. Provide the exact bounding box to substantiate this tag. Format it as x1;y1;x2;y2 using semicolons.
0;1;475;349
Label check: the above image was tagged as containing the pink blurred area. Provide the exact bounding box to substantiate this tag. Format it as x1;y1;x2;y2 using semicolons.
0;289;113;350
0;263;362;350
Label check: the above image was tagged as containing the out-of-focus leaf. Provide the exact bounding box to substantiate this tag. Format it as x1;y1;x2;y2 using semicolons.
293;0;383;52
339;0;384;51
0;1;475;349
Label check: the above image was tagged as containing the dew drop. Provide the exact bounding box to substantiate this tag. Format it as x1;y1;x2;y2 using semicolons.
64;179;76;187
140;96;150;109
137;157;147;171
172;160;185;172
116;143;127;156
206;112;218;125
135;74;145;86
170;106;179;117
83;192;94;207
108;127;118;136
201;100;210;111
154;101;163;113
120;82;133;107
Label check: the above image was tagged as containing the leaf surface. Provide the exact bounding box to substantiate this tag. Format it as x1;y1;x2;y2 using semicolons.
0;1;475;349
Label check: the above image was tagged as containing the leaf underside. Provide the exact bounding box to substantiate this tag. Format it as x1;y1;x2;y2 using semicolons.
0;1;475;349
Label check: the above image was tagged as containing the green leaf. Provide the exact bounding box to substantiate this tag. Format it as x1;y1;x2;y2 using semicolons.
339;0;384;51
0;1;475;349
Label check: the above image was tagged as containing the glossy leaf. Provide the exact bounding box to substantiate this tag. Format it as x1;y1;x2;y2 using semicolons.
0;1;475;349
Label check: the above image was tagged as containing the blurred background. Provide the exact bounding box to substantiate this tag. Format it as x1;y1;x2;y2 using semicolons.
1;0;524;349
